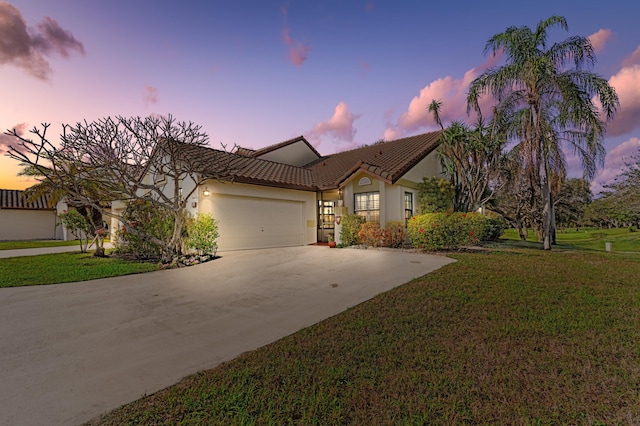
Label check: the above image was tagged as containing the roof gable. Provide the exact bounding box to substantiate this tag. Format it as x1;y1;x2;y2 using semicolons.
237;136;321;167
307;131;442;189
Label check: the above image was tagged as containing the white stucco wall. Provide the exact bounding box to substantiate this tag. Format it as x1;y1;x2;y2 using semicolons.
0;209;60;241
401;150;443;182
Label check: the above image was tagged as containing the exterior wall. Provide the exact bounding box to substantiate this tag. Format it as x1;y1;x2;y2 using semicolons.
401;150;444;182
342;153;440;228
384;184;418;224
199;180;317;250
0;209;60;240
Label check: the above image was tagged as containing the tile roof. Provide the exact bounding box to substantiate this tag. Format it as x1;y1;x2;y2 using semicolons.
0;189;55;210
307;131;442;189
177;143;316;191
175;130;442;192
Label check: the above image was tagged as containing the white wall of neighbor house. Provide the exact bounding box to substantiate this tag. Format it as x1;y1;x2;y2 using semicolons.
199;180;317;251
0;209;60;240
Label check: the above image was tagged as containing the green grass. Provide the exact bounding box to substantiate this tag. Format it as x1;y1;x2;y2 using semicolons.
503;227;640;252
0;252;159;287
0;239;83;250
90;247;640;425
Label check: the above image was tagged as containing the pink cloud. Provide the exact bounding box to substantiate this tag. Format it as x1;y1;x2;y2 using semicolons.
0;123;29;154
605;63;640;137
0;1;84;80
143;84;159;106
307;102;362;151
622;45;640;68
588;29;612;53
281;5;311;67
365;1;375;11
591;137;640;194
384;52;501;140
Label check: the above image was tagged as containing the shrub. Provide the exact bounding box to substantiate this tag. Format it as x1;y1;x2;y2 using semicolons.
383;221;407;248
407;212;487;251
115;199;174;260
185;213;219;255
356;221;407;248
358;222;385;247
340;214;365;246
482;214;506;240
418;177;454;213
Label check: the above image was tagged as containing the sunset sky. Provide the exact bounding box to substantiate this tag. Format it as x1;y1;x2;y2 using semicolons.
1;0;639;193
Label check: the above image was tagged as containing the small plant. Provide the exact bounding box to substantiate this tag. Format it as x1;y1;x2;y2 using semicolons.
58;209;93;253
185;213;219;256
358;222;384;247
340;214;366;246
383;221;407;248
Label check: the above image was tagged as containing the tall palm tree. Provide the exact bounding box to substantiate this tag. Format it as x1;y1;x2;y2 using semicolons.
467;15;618;249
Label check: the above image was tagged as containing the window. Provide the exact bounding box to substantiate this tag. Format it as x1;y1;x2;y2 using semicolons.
318;200;335;229
404;192;413;227
354;192;380;223
358;177;372;186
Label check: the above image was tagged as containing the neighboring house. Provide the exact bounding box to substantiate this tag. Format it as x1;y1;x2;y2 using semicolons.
117;130;443;251
0;189;66;240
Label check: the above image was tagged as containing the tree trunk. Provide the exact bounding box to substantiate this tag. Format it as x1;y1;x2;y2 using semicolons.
550;192;557;245
539;135;552;250
517;224;527;240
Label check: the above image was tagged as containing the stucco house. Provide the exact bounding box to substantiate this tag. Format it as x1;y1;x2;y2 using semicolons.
0;189;65;240
114;130;443;251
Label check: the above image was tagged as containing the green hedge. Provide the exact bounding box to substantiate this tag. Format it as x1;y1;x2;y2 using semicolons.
340;214;366;246
407;212;491;251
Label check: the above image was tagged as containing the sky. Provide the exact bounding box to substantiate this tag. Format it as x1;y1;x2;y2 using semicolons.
1;0;639;194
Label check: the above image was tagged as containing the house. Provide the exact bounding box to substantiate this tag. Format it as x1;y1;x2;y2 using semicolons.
118;130;443;251
0;189;65;240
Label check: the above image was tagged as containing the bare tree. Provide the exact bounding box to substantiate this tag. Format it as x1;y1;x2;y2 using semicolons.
5;115;236;262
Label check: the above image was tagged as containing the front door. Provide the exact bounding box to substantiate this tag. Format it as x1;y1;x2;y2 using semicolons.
318;200;335;242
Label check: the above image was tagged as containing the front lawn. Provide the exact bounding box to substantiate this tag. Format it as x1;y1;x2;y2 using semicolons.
0;252;159;287
503;227;640;252
90;247;640;425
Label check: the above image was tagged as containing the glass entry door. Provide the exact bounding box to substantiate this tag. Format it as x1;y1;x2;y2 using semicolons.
318;200;336;242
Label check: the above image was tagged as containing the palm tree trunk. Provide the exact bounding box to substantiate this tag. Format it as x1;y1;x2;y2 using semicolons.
541;159;552;250
550;192;557;245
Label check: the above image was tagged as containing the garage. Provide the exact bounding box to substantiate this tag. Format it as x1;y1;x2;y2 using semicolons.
210;194;305;251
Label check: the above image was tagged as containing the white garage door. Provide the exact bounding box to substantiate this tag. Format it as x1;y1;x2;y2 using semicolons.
211;195;305;251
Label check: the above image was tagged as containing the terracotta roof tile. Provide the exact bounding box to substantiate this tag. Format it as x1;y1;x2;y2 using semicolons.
0;189;54;210
173;130;441;191
308;130;442;189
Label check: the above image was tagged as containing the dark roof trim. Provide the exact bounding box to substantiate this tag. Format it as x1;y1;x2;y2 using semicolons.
0;189;55;210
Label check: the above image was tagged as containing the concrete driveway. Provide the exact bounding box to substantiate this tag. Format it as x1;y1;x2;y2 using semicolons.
0;246;454;425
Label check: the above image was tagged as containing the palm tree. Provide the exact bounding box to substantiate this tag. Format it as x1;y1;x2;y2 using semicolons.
467;15;618;249
428;99;506;213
